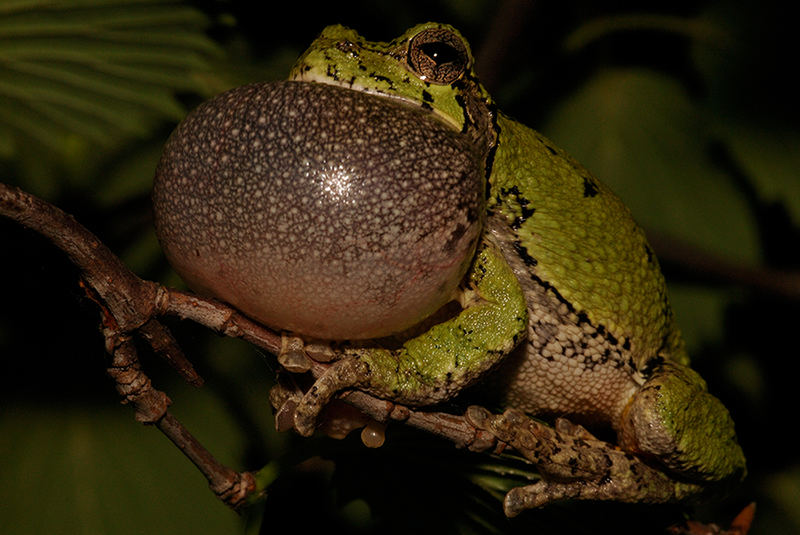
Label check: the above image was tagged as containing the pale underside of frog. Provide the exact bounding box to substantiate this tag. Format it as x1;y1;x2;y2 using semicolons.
152;22;746;516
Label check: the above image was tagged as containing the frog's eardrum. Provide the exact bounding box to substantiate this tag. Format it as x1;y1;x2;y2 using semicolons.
153;81;484;339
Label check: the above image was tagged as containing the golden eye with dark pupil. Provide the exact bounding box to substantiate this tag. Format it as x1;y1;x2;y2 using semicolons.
418;42;461;66
407;28;469;85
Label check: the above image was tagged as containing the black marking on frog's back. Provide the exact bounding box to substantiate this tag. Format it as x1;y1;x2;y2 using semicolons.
500;185;536;230
454;93;471;135
583;176;600;198
371;73;395;89
513;240;538;267
481;101;502;201
325;64;338;80
639;355;665;377
644;243;655;264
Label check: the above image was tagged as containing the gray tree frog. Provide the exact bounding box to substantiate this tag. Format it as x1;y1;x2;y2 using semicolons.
283;22;746;512
153;22;746;514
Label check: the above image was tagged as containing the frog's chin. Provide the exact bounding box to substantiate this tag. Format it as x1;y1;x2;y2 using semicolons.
287;75;462;131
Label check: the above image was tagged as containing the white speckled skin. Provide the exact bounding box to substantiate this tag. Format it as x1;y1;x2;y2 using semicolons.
153;81;483;339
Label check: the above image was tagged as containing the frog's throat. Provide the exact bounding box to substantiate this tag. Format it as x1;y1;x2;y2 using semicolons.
288;72;499;194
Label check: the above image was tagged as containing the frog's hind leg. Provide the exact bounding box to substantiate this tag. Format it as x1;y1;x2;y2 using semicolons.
468;407;703;515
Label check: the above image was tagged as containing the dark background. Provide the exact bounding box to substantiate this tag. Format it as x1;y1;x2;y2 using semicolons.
1;1;798;533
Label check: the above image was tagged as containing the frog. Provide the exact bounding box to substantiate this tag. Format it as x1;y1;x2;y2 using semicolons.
264;22;747;513
150;19;745;513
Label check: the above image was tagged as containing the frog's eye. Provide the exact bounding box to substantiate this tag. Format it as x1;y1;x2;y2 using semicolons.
407;28;469;85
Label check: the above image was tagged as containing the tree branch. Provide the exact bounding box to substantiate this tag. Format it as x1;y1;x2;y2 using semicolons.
0;181;500;510
1;181;257;508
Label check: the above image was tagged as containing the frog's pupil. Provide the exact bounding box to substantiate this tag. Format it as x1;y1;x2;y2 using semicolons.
420;42;461;66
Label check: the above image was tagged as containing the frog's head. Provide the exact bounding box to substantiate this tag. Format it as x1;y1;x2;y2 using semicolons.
618;361;746;486
290;23;496;147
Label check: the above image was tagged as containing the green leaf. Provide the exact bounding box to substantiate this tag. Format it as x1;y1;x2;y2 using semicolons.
690;1;800;227
0;0;222;194
720;123;800;226
0;398;244;535
3;61;187;119
667;283;738;352
541;68;761;265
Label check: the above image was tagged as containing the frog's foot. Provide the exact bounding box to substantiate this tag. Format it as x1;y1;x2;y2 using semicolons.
291;356;372;436
467;407;702;516
270;364;383;444
272;335;371;436
277;334;338;372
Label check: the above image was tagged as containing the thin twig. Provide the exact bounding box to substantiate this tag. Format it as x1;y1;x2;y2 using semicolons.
649;231;800;300
474;0;537;92
1;182;255;508
157;412;257;507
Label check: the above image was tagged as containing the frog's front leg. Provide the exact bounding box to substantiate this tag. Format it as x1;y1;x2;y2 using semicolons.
466;407;704;517
288;236;529;436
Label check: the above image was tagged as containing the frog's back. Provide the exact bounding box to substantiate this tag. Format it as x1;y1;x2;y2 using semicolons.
489;115;687;373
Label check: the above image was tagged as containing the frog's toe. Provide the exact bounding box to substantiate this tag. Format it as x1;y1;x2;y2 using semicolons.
317;400;374;440
503;482;548;516
276;335;312;373
503;481;591;516
292;402;318;437
487;409;542;452
268;378;303;433
465;405;493;429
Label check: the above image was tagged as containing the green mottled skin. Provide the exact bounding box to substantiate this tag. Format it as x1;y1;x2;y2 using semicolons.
346;240;527;403
286;23;745;507
489;117;687;367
